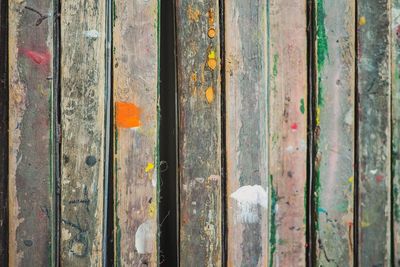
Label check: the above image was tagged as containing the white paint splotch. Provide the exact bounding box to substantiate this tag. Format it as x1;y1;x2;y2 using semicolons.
135;220;154;254
230;185;268;223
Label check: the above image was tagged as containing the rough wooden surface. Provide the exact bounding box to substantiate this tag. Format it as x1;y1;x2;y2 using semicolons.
314;1;355;265
0;0;8;263
357;0;391;265
112;0;159;266
176;0;222;265
268;0;308;265
225;1;269;266
60;0;106;265
8;1;55;266
393;1;400;264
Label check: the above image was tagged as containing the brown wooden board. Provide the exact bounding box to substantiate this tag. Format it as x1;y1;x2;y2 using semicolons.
225;0;269;266
314;0;355;265
0;0;8;263
357;0;391;265
112;0;159;266
8;1;55;266
268;0;308;265
176;0;222;265
60;0;106;265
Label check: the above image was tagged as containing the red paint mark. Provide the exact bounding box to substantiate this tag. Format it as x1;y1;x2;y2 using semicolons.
115;102;141;128
290;123;298;131
20;48;51;65
375;175;384;183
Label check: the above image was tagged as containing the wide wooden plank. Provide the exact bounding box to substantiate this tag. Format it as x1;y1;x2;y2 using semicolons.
268;0;308;265
225;1;269;266
112;0;159;266
60;0;106;265
314;1;355;265
357;0;391;265
8;1;55;266
176;0;222;265
392;0;400;264
0;0;8;263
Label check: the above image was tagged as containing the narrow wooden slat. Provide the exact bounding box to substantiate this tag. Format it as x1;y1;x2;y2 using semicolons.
112;0;159;265
314;1;355;265
357;0;391;265
393;1;400;264
60;0;106;265
0;0;8;263
8;0;55;265
225;1;269;266
176;0;222;265
268;0;308;265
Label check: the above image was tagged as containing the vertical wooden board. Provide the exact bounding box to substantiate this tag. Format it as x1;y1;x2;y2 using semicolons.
176;0;222;265
393;1;400;264
0;0;8;262
113;0;159;266
357;0;391;265
314;1;355;265
8;1;55;266
225;1;269;266
268;0;307;265
60;0;106;265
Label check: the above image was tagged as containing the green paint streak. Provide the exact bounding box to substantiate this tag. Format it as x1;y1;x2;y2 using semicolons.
316;0;328;107
273;53;279;77
269;175;277;267
300;98;305;114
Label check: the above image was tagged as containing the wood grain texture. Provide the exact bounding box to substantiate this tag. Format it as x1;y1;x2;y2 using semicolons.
357;0;391;265
393;1;400;265
225;1;269;266
8;1;55;266
60;0;106;265
176;0;222;265
112;0;159;266
0;0;8;263
268;0;307;265
314;1;355;265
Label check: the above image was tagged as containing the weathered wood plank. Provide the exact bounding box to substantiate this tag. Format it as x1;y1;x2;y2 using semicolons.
357;0;391;265
8;0;55;265
176;0;222;265
268;0;308;265
60;0;106;265
314;1;355;265
225;1;269;266
0;0;8;263
392;1;400;265
112;0;159;266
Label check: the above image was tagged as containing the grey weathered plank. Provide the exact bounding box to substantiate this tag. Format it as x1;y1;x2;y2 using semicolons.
176;0;222;265
225;0;269;266
8;1;55;266
357;0;391;265
314;0;355;265
112;0;159;266
268;0;308;265
60;0;106;265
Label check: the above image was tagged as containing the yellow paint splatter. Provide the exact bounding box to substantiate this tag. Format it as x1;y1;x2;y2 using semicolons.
205;87;214;103
359;16;366;26
208;28;216;38
207;50;217;70
145;163;154;173
149;201;156;218
316;107;320;126
348;176;354;183
208;50;216;59
361;220;370;228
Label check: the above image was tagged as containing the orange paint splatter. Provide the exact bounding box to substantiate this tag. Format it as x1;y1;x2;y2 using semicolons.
116;102;141;128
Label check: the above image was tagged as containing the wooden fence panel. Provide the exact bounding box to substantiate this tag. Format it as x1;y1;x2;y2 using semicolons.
225;1;269;266
268;0;308;265
60;0;106;265
176;0;222;265
357;0;391;265
112;0;159;266
314;1;355;265
8;1;56;265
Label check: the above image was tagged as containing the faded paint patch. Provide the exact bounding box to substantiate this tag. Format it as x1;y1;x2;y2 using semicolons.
84;30;100;38
230;185;268;223
135;220;154;254
116;102;141;128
